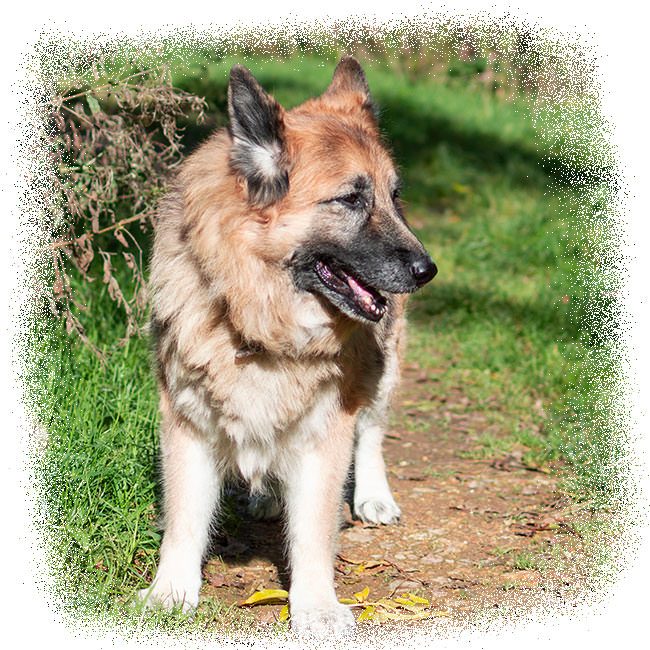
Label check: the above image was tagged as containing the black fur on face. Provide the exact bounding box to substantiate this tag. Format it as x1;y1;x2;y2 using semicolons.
290;174;437;324
227;65;289;207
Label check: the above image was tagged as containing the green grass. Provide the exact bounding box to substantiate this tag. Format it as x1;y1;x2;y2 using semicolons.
28;307;161;602
25;54;622;624
511;551;548;572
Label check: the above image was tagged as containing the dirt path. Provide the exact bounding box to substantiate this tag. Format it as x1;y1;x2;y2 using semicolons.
199;364;596;630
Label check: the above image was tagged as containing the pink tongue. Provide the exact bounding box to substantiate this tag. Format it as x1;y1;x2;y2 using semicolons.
347;275;375;308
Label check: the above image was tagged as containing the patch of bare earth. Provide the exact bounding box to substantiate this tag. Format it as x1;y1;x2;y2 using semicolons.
199;365;603;630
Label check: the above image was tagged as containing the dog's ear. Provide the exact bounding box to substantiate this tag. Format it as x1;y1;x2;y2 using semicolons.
321;56;377;120
228;65;289;206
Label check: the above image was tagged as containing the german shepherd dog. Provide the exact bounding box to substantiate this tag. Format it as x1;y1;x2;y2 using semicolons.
140;57;436;637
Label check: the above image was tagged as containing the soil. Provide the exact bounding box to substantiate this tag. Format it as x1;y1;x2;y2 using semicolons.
199;364;600;631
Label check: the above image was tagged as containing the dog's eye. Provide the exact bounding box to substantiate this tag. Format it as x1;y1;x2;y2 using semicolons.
391;187;401;201
338;193;364;210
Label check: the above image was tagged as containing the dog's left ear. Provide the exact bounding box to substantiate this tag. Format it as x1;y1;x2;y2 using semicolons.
321;56;377;120
228;65;289;206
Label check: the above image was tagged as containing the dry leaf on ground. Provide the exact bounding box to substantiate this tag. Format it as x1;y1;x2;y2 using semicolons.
238;588;288;607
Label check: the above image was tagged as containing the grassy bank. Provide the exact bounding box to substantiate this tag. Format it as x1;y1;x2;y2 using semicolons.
26;54;620;619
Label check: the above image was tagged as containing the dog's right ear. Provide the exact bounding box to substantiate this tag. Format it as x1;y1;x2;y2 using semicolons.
228;65;289;207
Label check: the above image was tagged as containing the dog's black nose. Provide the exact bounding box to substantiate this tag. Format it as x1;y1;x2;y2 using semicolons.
411;255;437;286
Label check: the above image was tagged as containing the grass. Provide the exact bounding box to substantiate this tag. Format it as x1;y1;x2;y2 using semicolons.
25;54;621;628
511;551;548;572
28;309;161;601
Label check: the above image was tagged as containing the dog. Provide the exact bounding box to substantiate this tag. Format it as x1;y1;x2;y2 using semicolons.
140;56;437;637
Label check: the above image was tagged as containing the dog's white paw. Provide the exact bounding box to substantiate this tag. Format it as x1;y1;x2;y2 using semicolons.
354;494;401;525
290;601;355;638
137;582;199;614
248;492;283;520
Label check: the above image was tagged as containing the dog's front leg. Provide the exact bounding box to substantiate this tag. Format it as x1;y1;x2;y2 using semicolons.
282;411;356;637
139;400;221;612
353;338;402;525
353;406;402;524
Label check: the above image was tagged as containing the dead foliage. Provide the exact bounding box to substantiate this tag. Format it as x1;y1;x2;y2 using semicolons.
37;54;207;356
235;585;448;626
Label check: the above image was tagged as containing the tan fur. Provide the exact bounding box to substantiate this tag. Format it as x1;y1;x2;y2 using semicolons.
141;59;431;637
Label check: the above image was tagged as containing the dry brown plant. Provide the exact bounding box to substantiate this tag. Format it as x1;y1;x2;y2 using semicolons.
39;56;207;357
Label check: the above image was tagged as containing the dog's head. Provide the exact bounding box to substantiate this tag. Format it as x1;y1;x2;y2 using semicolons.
227;57;437;324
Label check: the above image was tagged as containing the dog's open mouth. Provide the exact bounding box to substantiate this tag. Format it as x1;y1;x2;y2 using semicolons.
314;260;387;322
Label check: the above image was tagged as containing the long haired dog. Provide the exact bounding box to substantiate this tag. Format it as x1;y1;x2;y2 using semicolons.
141;57;437;637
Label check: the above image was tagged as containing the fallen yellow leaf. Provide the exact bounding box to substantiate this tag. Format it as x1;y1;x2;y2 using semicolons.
405;593;430;604
354;587;370;603
238;588;289;607
357;606;376;622
393;597;427;612
379;609;433;622
376;598;400;611
278;604;289;621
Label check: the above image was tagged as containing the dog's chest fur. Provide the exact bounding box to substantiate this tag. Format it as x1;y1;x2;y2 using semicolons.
154;273;385;488
162;336;364;488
